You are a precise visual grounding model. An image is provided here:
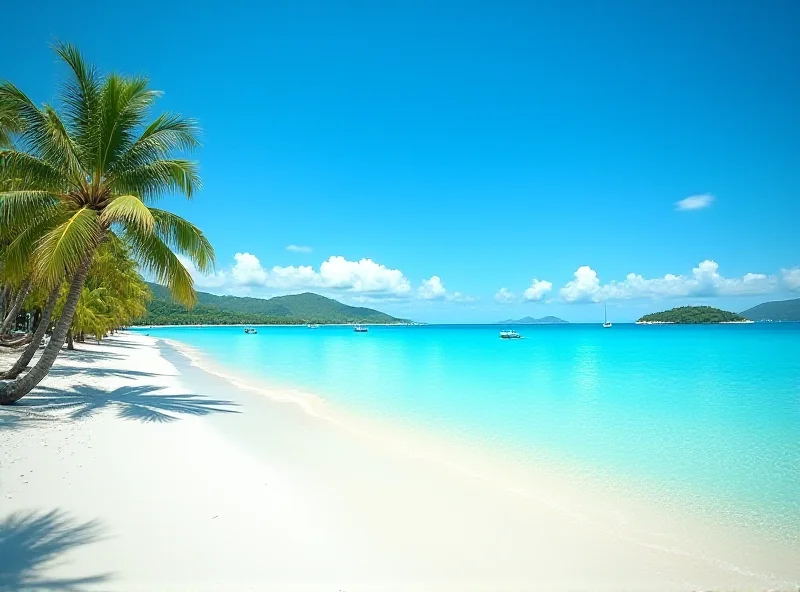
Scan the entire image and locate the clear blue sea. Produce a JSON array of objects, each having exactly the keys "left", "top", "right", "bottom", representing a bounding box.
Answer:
[{"left": 136, "top": 323, "right": 800, "bottom": 538}]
